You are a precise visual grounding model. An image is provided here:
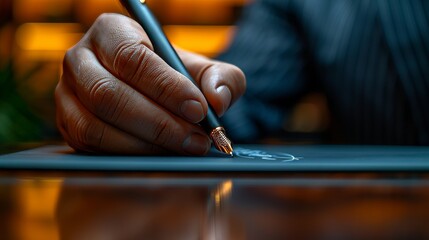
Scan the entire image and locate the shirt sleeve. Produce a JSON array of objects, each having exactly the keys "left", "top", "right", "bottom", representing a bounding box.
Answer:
[{"left": 217, "top": 0, "right": 314, "bottom": 142}]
